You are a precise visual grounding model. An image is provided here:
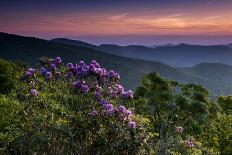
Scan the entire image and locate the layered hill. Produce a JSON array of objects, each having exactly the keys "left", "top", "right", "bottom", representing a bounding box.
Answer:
[
  {"left": 52, "top": 38, "right": 232, "bottom": 67},
  {"left": 1, "top": 32, "right": 232, "bottom": 96}
]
